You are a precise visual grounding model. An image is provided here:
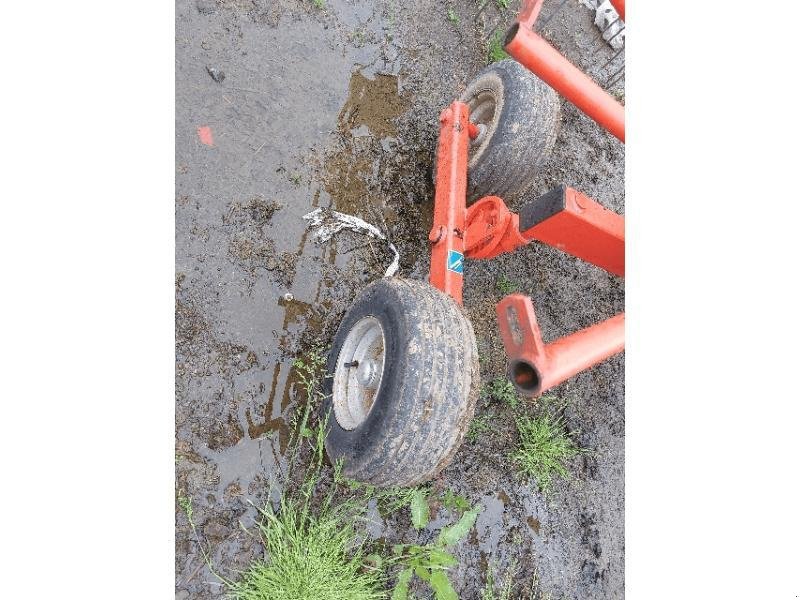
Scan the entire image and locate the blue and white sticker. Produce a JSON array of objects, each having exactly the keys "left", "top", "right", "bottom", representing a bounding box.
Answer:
[{"left": 447, "top": 249, "right": 464, "bottom": 274}]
